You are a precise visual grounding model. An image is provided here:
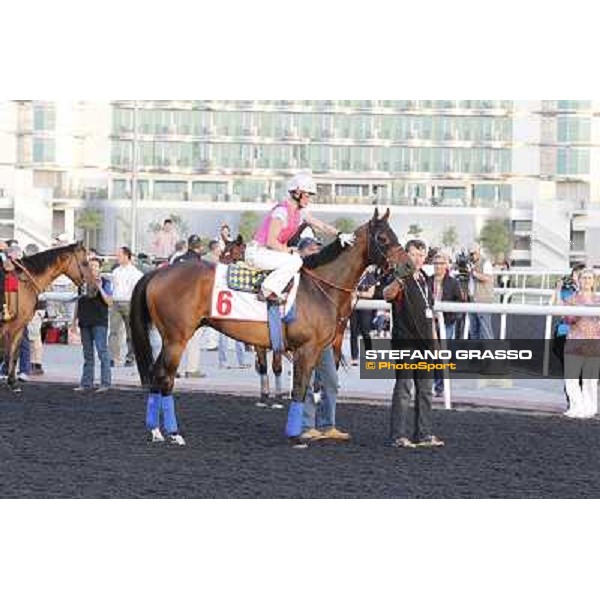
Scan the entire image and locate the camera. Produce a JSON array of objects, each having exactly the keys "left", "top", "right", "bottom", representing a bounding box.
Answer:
[
  {"left": 455, "top": 250, "right": 473, "bottom": 281},
  {"left": 560, "top": 274, "right": 577, "bottom": 293}
]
